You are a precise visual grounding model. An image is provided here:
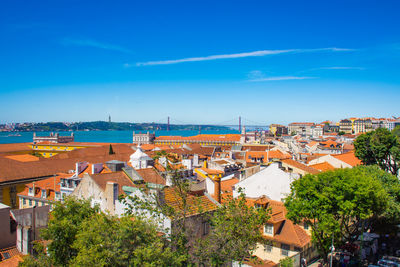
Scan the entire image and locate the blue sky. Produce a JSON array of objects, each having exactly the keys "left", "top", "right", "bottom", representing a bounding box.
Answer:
[{"left": 1, "top": 0, "right": 399, "bottom": 125}]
